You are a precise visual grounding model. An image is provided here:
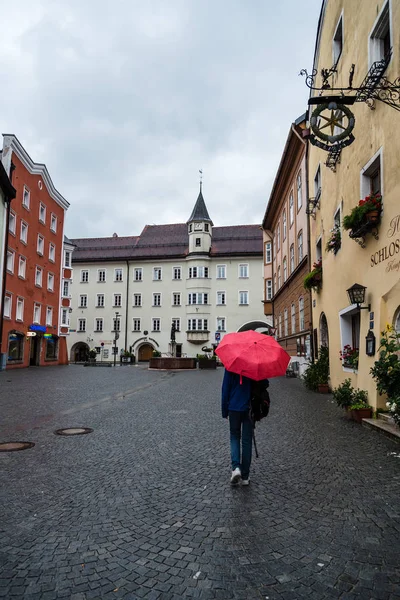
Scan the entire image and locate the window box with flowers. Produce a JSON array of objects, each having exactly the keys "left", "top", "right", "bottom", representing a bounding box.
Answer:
[
  {"left": 343, "top": 193, "right": 382, "bottom": 245},
  {"left": 303, "top": 258, "right": 323, "bottom": 292},
  {"left": 340, "top": 345, "right": 359, "bottom": 370},
  {"left": 325, "top": 226, "right": 341, "bottom": 254}
]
